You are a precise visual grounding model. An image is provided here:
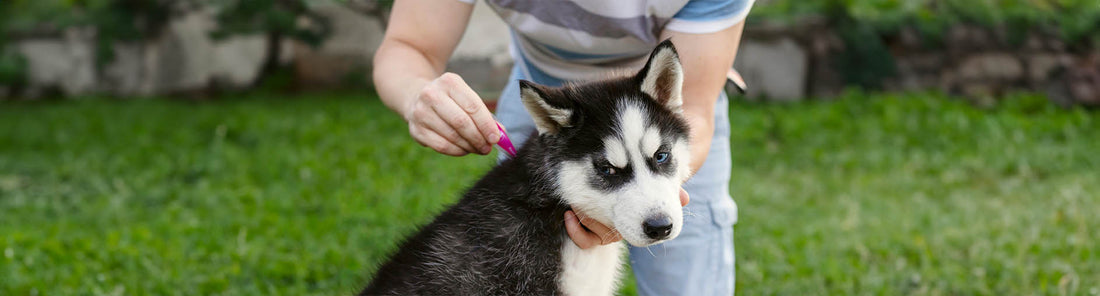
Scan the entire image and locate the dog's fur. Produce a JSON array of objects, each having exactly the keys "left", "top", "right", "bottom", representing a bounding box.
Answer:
[{"left": 360, "top": 40, "right": 693, "bottom": 296}]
